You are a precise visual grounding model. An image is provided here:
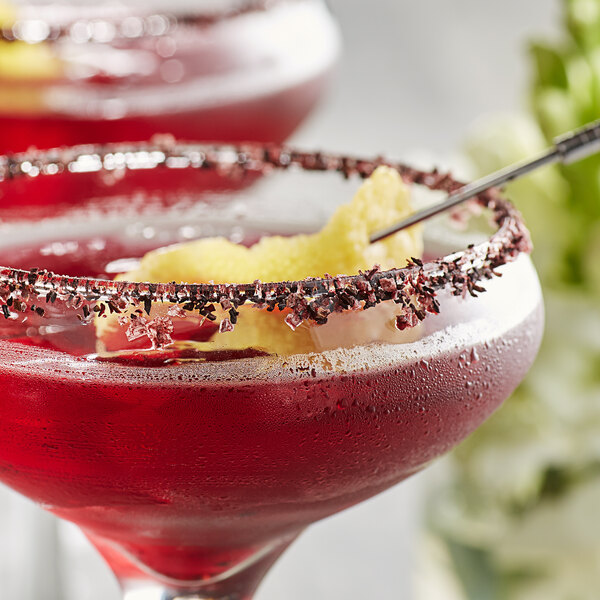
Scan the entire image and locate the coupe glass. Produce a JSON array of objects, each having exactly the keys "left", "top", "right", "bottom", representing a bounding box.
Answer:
[
  {"left": 0, "top": 141, "right": 543, "bottom": 599},
  {"left": 0, "top": 0, "right": 340, "bottom": 152}
]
